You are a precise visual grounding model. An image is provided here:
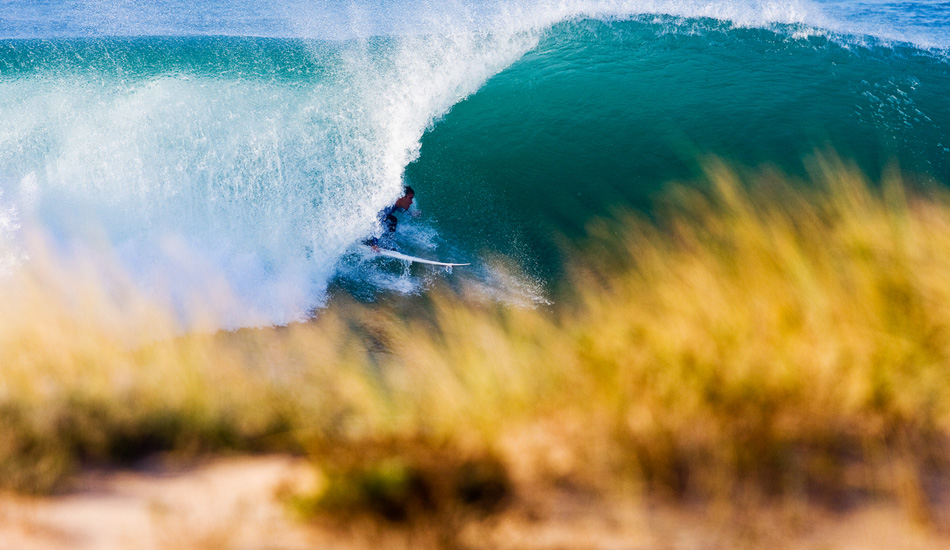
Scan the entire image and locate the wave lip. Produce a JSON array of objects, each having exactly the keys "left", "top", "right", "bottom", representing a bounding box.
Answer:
[{"left": 2, "top": 1, "right": 948, "bottom": 49}]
